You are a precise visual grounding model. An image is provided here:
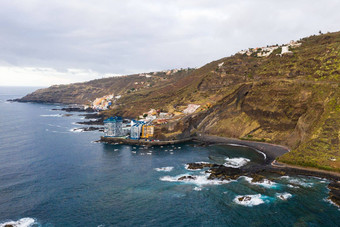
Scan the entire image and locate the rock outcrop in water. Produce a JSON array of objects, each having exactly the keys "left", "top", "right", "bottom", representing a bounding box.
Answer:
[
  {"left": 328, "top": 181, "right": 340, "bottom": 207},
  {"left": 186, "top": 162, "right": 218, "bottom": 170},
  {"left": 208, "top": 165, "right": 244, "bottom": 180},
  {"left": 178, "top": 176, "right": 197, "bottom": 181}
]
